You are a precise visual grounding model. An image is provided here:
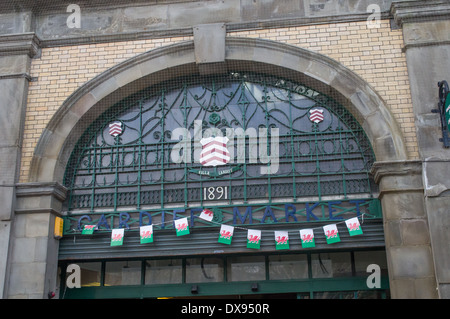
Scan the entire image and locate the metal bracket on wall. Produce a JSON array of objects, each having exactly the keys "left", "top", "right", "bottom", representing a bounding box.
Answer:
[{"left": 432, "top": 81, "right": 450, "bottom": 148}]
